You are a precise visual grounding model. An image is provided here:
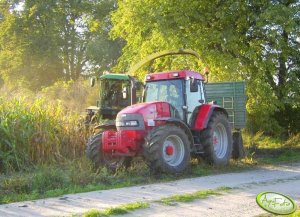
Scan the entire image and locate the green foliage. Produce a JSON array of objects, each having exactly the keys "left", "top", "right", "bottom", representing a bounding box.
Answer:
[
  {"left": 0, "top": 158, "right": 148, "bottom": 204},
  {"left": 0, "top": 159, "right": 108, "bottom": 204},
  {"left": 32, "top": 166, "right": 69, "bottom": 193},
  {"left": 274, "top": 104, "right": 300, "bottom": 136},
  {"left": 285, "top": 133, "right": 300, "bottom": 148},
  {"left": 82, "top": 202, "right": 150, "bottom": 217},
  {"left": 156, "top": 187, "right": 231, "bottom": 206},
  {"left": 0, "top": 0, "right": 122, "bottom": 89},
  {"left": 1, "top": 0, "right": 299, "bottom": 135},
  {"left": 111, "top": 0, "right": 300, "bottom": 135},
  {"left": 243, "top": 132, "right": 300, "bottom": 164},
  {"left": 243, "top": 132, "right": 300, "bottom": 150},
  {"left": 83, "top": 209, "right": 103, "bottom": 217}
]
